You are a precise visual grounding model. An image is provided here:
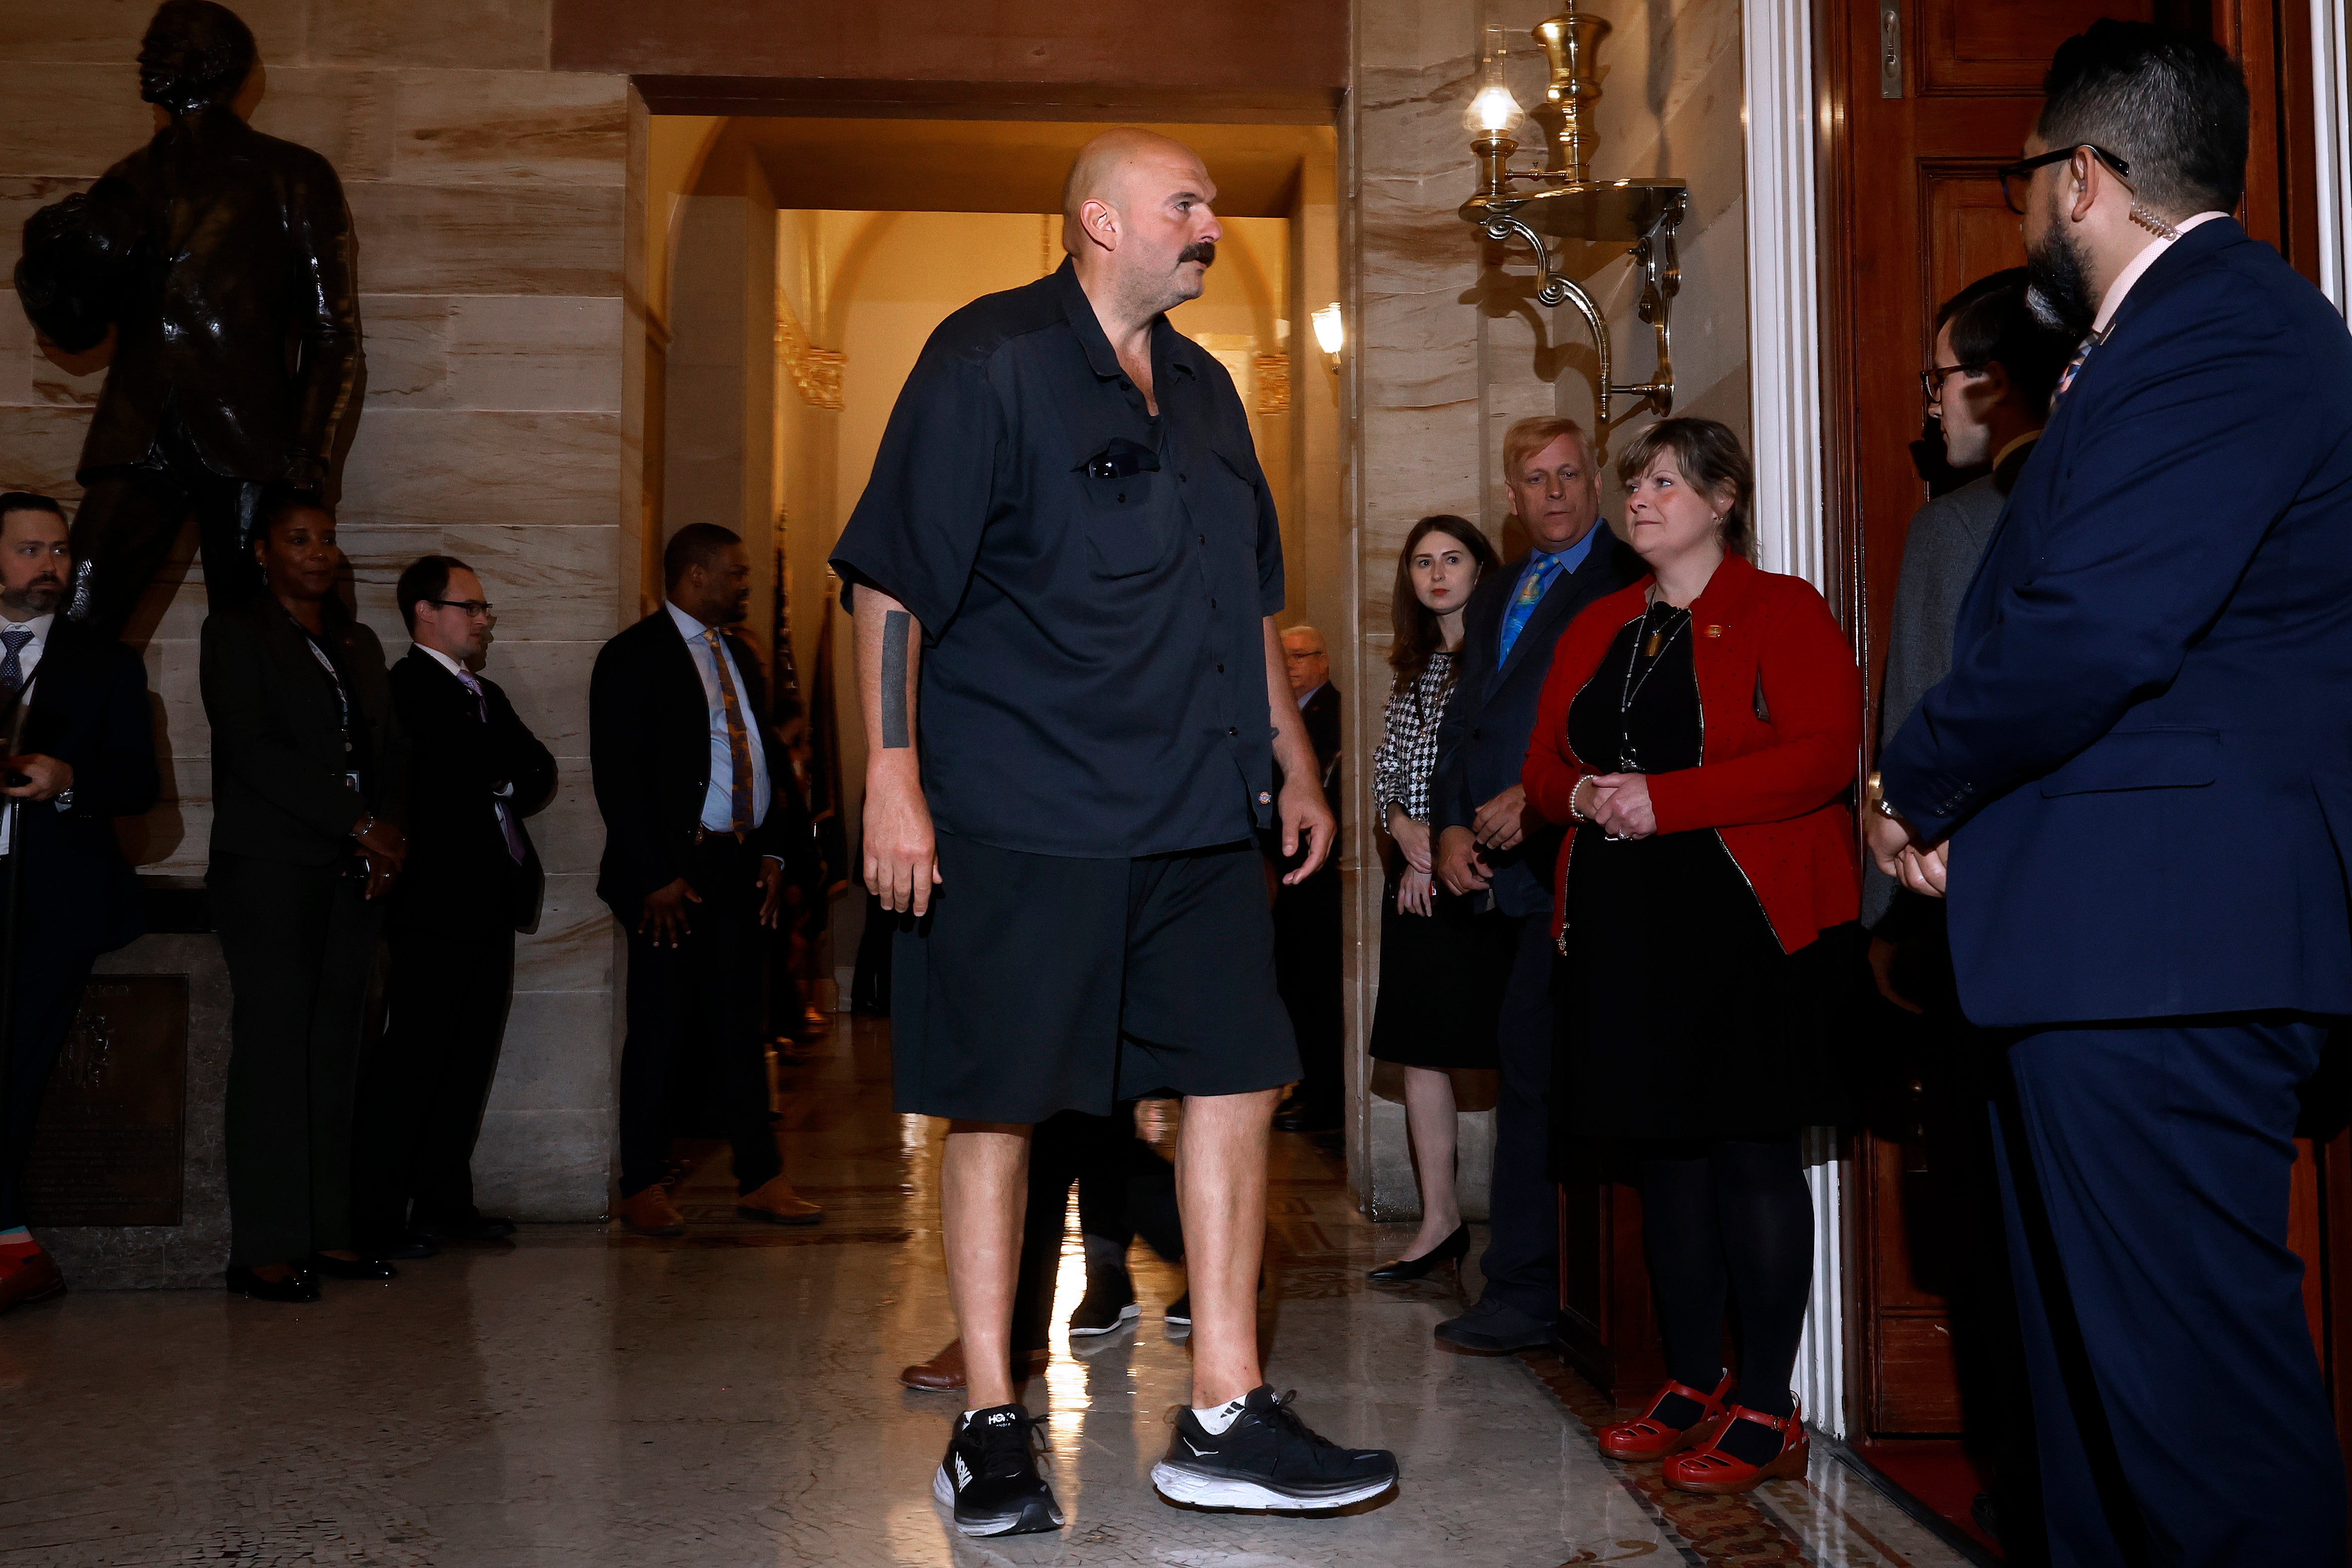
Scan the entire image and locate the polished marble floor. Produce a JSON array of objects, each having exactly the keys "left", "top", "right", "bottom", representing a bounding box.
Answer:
[{"left": 0, "top": 1017, "right": 1977, "bottom": 1567}]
